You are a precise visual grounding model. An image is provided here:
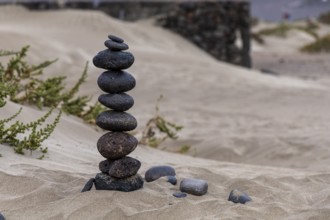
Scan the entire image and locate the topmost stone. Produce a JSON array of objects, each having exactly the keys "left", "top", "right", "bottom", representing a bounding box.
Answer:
[{"left": 108, "top": 35, "right": 124, "bottom": 43}]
